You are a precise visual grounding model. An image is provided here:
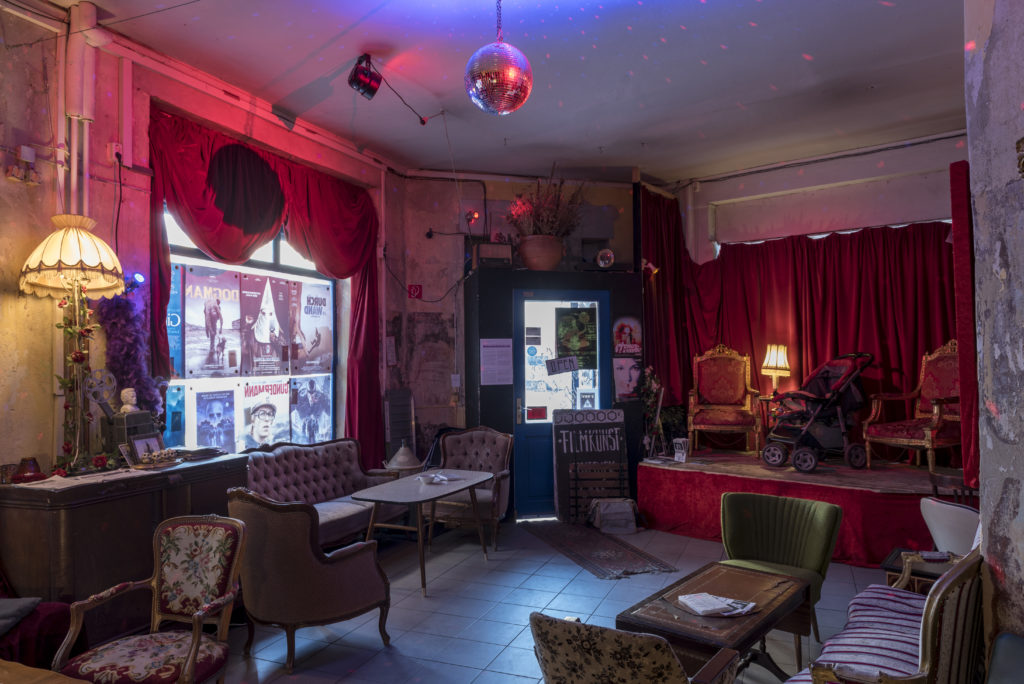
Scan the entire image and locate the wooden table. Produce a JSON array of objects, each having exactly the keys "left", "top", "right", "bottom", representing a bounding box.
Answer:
[
  {"left": 352, "top": 469, "right": 493, "bottom": 596},
  {"left": 616, "top": 562, "right": 808, "bottom": 681}
]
